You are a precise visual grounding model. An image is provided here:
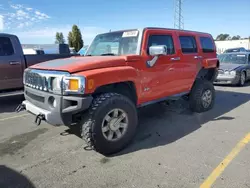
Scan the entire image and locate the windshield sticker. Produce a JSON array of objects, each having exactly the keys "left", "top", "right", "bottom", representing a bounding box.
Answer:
[{"left": 122, "top": 30, "right": 139, "bottom": 38}]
